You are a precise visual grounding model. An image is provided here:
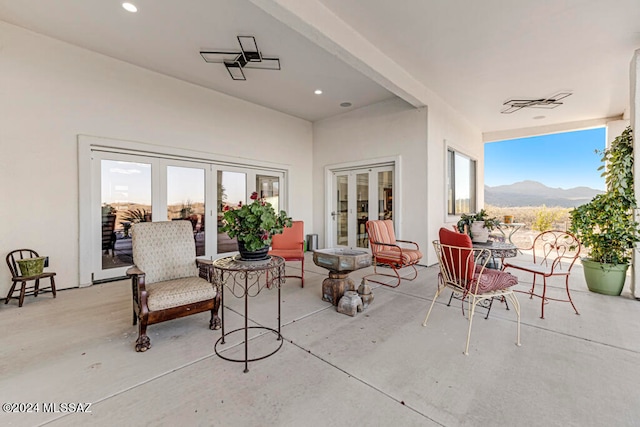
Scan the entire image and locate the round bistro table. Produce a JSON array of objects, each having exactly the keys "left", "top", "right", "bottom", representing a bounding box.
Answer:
[{"left": 212, "top": 255, "right": 285, "bottom": 373}]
